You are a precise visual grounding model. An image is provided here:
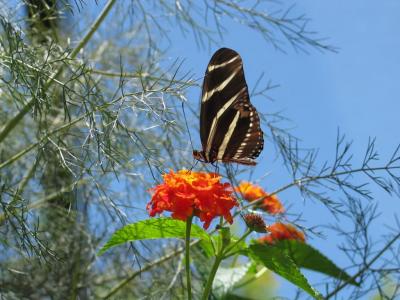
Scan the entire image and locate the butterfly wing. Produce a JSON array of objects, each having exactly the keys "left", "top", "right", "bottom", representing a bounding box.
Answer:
[{"left": 198, "top": 48, "right": 264, "bottom": 165}]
